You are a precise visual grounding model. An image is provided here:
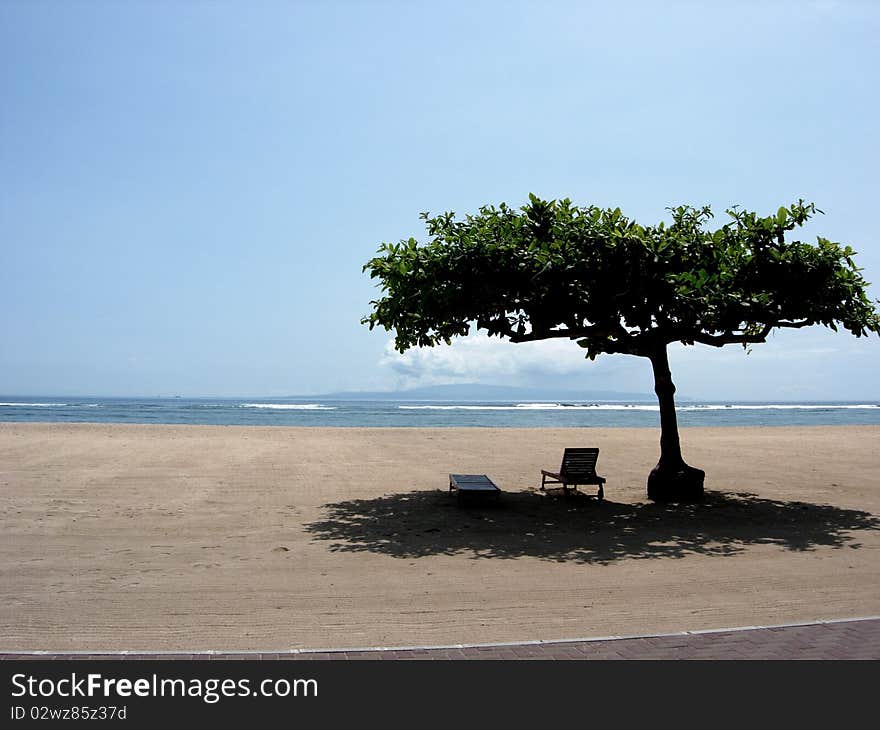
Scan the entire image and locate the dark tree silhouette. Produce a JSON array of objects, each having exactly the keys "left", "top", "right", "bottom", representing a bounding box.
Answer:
[{"left": 363, "top": 196, "right": 879, "bottom": 501}]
